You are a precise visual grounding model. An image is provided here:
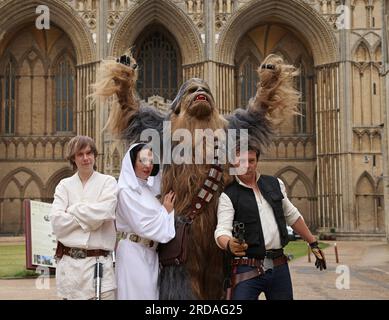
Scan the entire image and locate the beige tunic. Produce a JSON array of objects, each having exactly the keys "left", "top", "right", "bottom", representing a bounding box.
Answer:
[{"left": 50, "top": 171, "right": 118, "bottom": 300}]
